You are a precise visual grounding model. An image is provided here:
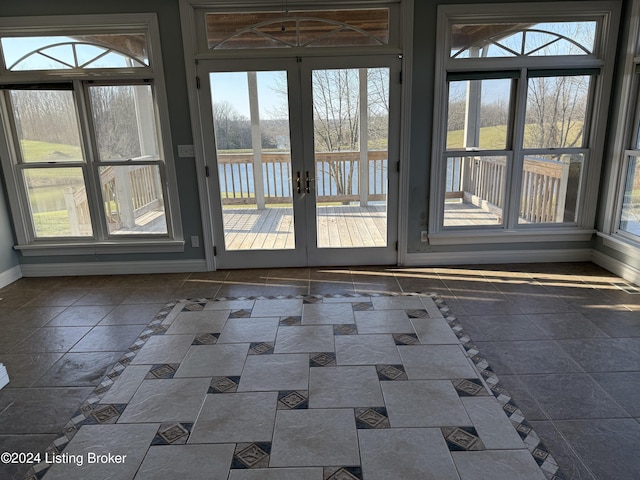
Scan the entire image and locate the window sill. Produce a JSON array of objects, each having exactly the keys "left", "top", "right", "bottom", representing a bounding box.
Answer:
[
  {"left": 427, "top": 228, "right": 596, "bottom": 245},
  {"left": 14, "top": 239, "right": 185, "bottom": 256}
]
